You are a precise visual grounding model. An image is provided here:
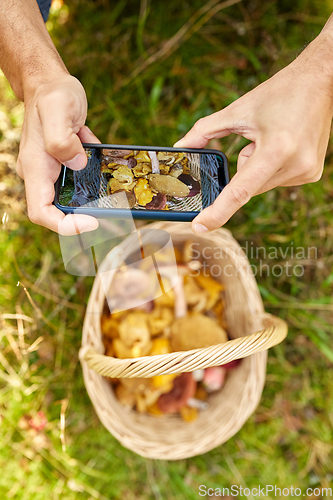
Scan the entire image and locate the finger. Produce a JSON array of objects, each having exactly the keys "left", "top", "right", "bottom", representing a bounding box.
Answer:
[
  {"left": 174, "top": 105, "right": 244, "bottom": 149},
  {"left": 191, "top": 147, "right": 279, "bottom": 233},
  {"left": 24, "top": 152, "right": 99, "bottom": 234},
  {"left": 237, "top": 142, "right": 256, "bottom": 170},
  {"left": 78, "top": 125, "right": 101, "bottom": 144},
  {"left": 38, "top": 97, "right": 87, "bottom": 171}
]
